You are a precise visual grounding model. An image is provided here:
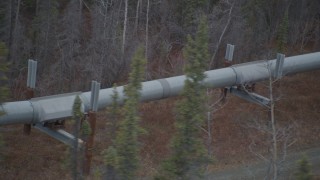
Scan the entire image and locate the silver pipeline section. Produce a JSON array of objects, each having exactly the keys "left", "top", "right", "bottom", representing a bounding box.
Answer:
[{"left": 0, "top": 52, "right": 319, "bottom": 125}]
